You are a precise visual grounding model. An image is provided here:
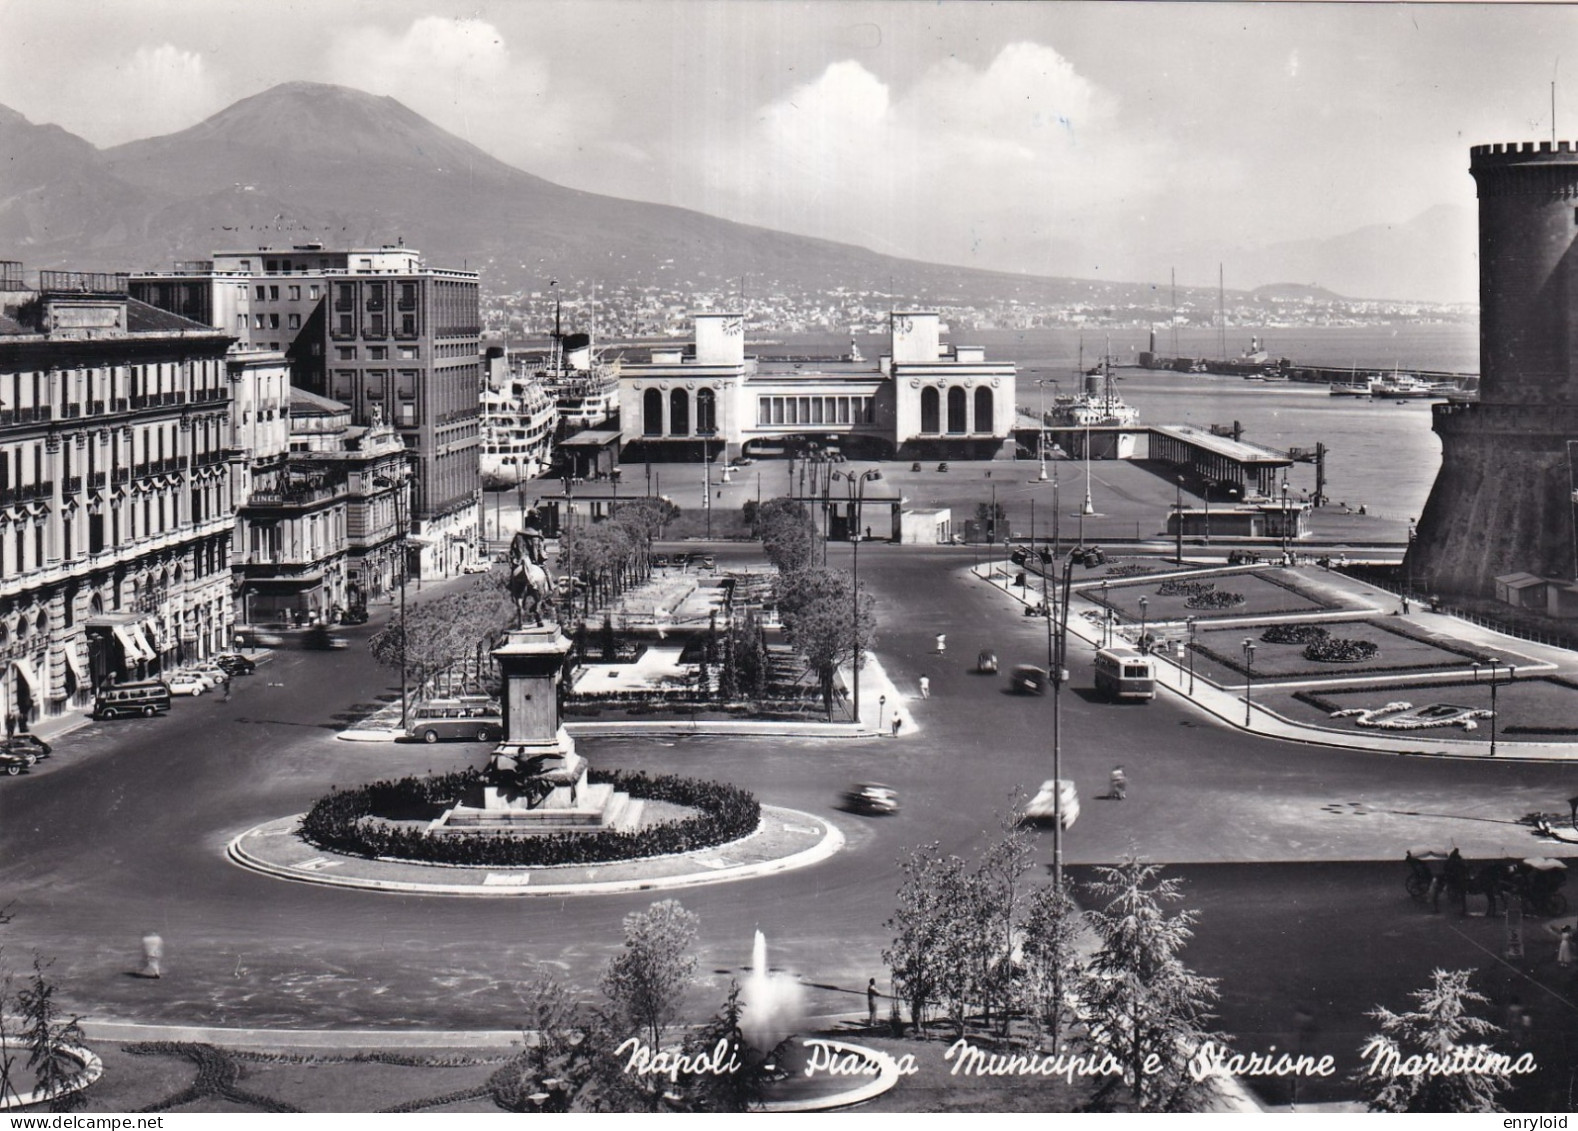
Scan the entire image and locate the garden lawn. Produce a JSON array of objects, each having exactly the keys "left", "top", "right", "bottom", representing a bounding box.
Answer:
[
  {"left": 1089, "top": 568, "right": 1340, "bottom": 627},
  {"left": 1275, "top": 675, "right": 1578, "bottom": 739},
  {"left": 1189, "top": 619, "right": 1485, "bottom": 682}
]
